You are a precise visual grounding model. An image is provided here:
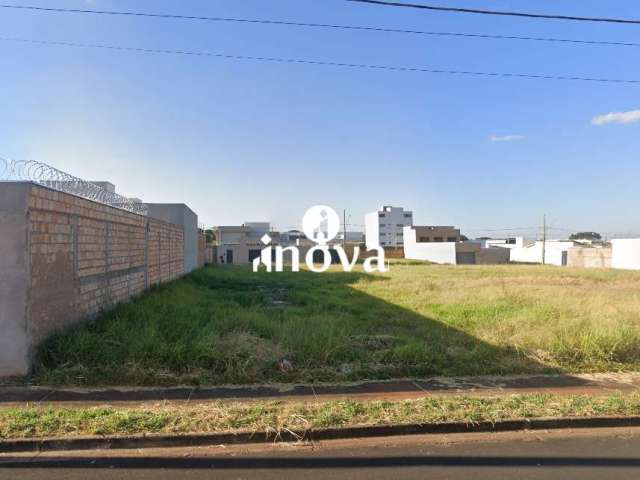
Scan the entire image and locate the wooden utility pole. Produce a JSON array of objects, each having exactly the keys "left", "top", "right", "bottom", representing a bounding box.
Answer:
[{"left": 542, "top": 214, "right": 547, "bottom": 265}]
